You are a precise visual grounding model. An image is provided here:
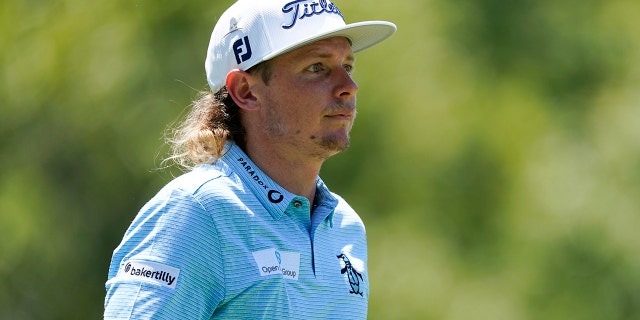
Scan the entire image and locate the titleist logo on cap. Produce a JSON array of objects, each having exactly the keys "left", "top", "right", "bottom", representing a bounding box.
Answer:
[
  {"left": 281, "top": 0, "right": 344, "bottom": 29},
  {"left": 205, "top": 0, "right": 396, "bottom": 92}
]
